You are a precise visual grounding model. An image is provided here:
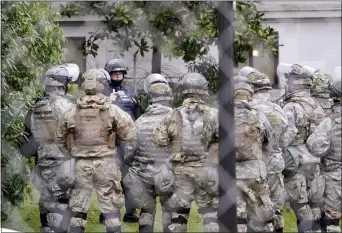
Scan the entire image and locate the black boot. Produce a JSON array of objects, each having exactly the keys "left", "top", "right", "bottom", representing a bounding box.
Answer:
[{"left": 274, "top": 228, "right": 283, "bottom": 232}]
